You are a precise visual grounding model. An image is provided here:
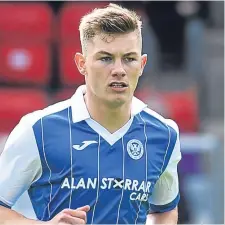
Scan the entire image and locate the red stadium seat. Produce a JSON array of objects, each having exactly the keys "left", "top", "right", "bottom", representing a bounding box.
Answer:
[
  {"left": 0, "top": 88, "right": 47, "bottom": 132},
  {"left": 59, "top": 43, "right": 84, "bottom": 87},
  {"left": 0, "top": 42, "right": 51, "bottom": 85},
  {"left": 0, "top": 3, "right": 54, "bottom": 41},
  {"left": 162, "top": 89, "right": 199, "bottom": 132},
  {"left": 59, "top": 2, "right": 108, "bottom": 42},
  {"left": 0, "top": 3, "right": 54, "bottom": 86}
]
